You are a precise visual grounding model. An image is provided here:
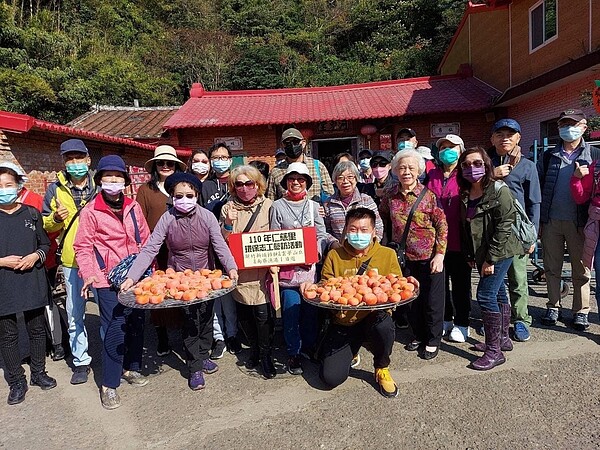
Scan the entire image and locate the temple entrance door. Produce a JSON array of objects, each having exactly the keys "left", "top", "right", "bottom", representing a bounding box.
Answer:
[{"left": 311, "top": 137, "right": 358, "bottom": 174}]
